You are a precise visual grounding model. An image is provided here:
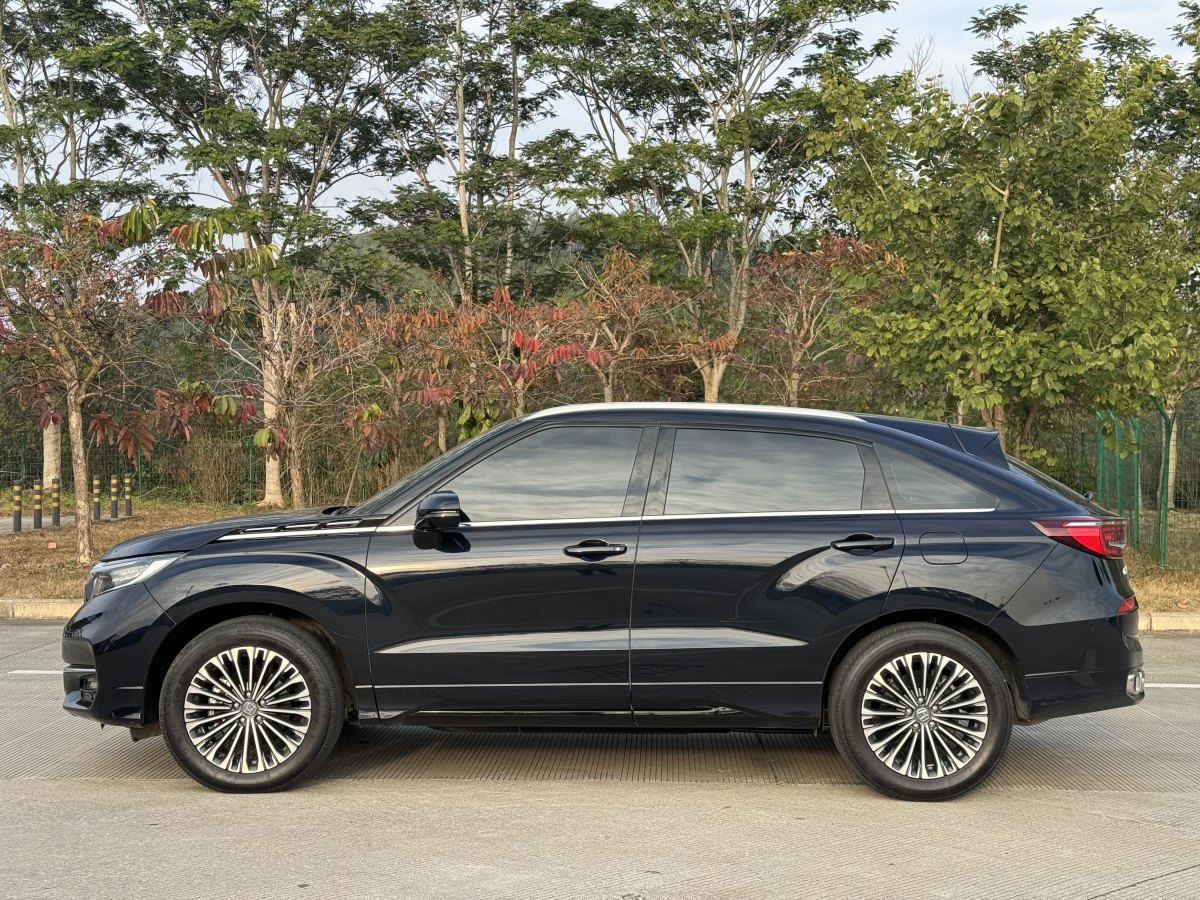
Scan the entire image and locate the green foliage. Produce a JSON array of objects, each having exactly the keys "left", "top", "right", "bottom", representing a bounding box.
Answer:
[{"left": 814, "top": 7, "right": 1193, "bottom": 447}]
